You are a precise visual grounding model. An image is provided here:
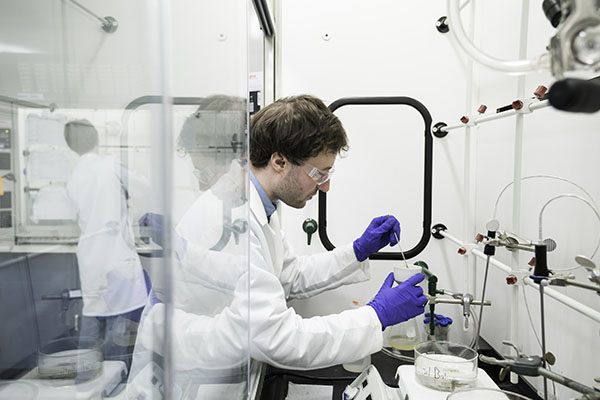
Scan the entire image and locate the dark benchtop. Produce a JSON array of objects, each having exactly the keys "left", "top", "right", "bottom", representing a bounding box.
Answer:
[{"left": 258, "top": 341, "right": 543, "bottom": 400}]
